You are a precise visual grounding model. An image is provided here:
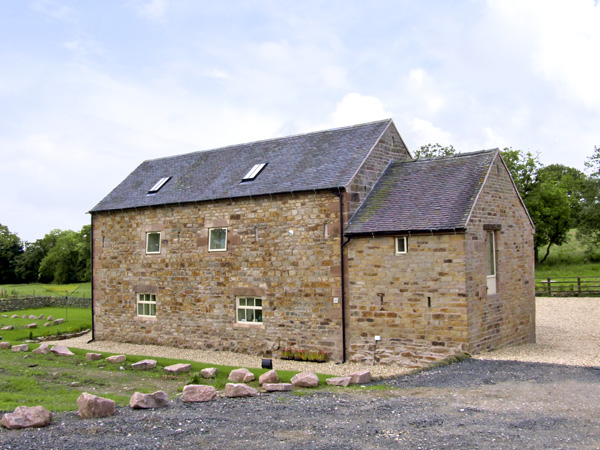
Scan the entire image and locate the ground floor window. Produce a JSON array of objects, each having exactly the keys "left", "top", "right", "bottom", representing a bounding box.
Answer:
[
  {"left": 236, "top": 297, "right": 262, "bottom": 323},
  {"left": 137, "top": 293, "right": 156, "bottom": 317}
]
